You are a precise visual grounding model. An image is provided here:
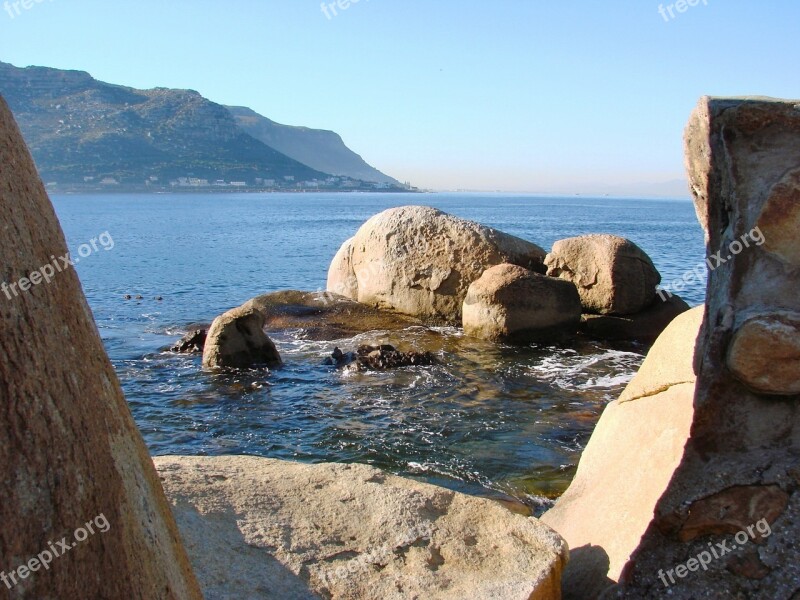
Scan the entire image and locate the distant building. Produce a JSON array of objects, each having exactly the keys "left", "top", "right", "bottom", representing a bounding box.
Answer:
[
  {"left": 229, "top": 181, "right": 247, "bottom": 187},
  {"left": 100, "top": 177, "right": 119, "bottom": 185}
]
